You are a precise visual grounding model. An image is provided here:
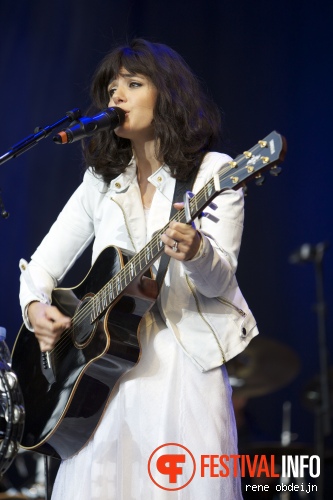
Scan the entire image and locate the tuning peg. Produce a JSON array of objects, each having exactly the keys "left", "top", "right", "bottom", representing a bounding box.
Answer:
[
  {"left": 270, "top": 165, "right": 282, "bottom": 176},
  {"left": 255, "top": 174, "right": 265, "bottom": 186},
  {"left": 241, "top": 184, "right": 248, "bottom": 196}
]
